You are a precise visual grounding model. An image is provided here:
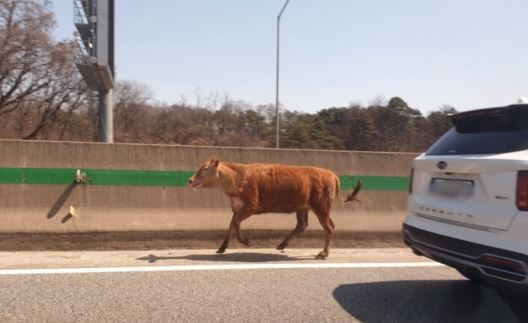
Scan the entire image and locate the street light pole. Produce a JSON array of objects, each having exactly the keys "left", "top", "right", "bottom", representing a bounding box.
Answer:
[{"left": 275, "top": 0, "right": 290, "bottom": 149}]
